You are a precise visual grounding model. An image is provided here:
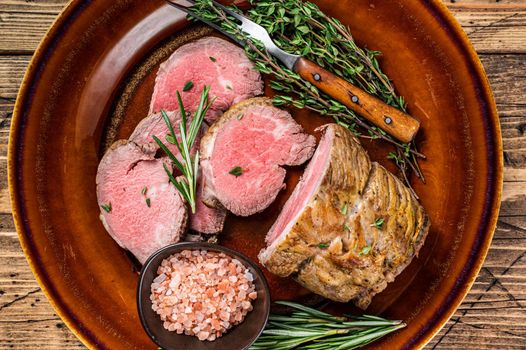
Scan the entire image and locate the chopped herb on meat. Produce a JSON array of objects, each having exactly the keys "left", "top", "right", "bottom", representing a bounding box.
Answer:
[
  {"left": 359, "top": 245, "right": 372, "bottom": 256},
  {"left": 183, "top": 81, "right": 194, "bottom": 91},
  {"left": 371, "top": 217, "right": 385, "bottom": 229},
  {"left": 229, "top": 166, "right": 244, "bottom": 177},
  {"left": 101, "top": 203, "right": 112, "bottom": 213}
]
